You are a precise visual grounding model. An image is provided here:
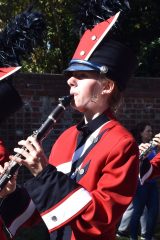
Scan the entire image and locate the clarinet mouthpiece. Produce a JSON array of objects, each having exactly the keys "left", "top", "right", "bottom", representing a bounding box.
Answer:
[{"left": 58, "top": 95, "right": 73, "bottom": 107}]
